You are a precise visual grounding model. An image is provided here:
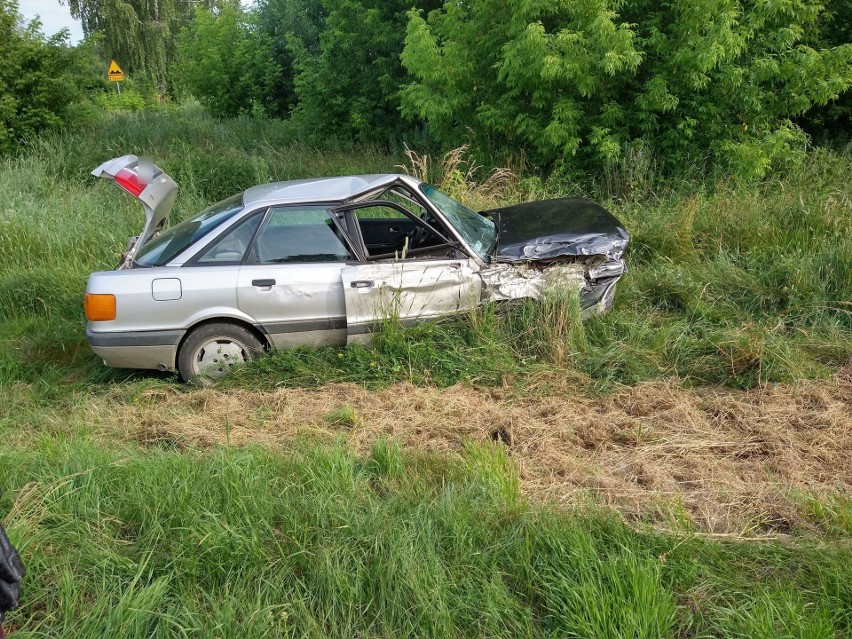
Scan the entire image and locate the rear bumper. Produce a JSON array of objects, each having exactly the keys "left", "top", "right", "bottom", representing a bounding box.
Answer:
[{"left": 86, "top": 328, "right": 184, "bottom": 371}]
